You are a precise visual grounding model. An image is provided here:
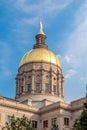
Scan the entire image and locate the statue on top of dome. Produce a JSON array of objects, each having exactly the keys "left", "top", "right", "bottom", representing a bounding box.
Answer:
[{"left": 40, "top": 21, "right": 43, "bottom": 33}]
